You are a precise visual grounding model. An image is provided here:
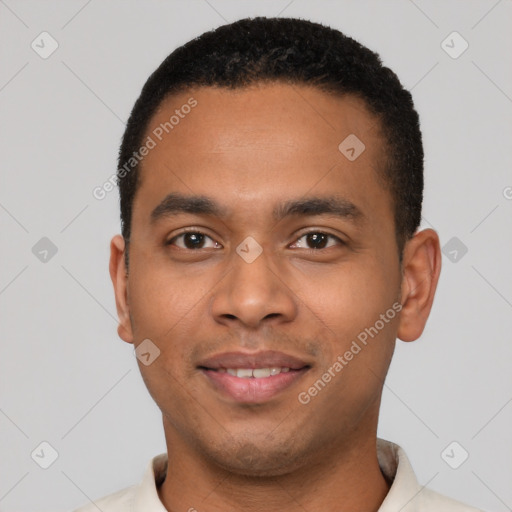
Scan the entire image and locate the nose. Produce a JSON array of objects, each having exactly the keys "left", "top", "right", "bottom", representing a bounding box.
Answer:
[{"left": 210, "top": 246, "right": 298, "bottom": 330}]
